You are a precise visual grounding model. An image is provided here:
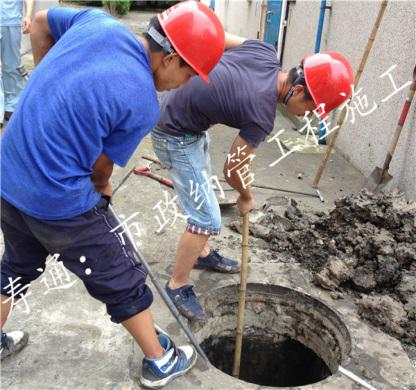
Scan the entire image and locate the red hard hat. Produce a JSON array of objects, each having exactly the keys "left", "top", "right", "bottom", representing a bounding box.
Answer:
[
  {"left": 304, "top": 52, "right": 354, "bottom": 118},
  {"left": 158, "top": 1, "right": 225, "bottom": 83}
]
